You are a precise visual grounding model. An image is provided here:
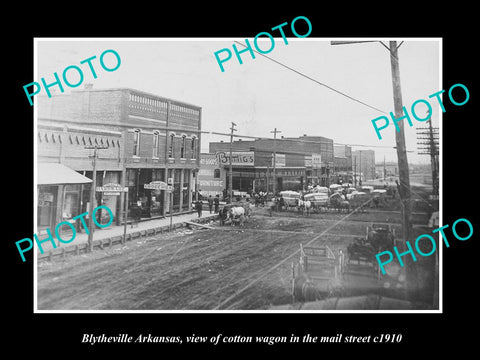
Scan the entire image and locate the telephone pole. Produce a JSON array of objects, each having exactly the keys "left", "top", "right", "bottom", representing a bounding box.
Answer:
[
  {"left": 228, "top": 122, "right": 237, "bottom": 203},
  {"left": 85, "top": 145, "right": 109, "bottom": 251},
  {"left": 270, "top": 128, "right": 281, "bottom": 196},
  {"left": 416, "top": 110, "right": 439, "bottom": 196},
  {"left": 331, "top": 40, "right": 418, "bottom": 300},
  {"left": 389, "top": 41, "right": 418, "bottom": 300}
]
